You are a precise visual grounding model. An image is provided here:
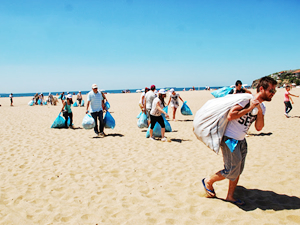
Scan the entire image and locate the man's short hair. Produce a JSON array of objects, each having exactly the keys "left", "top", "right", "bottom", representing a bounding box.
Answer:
[
  {"left": 285, "top": 85, "right": 290, "bottom": 89},
  {"left": 256, "top": 76, "right": 277, "bottom": 93},
  {"left": 235, "top": 80, "right": 242, "bottom": 86}
]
